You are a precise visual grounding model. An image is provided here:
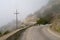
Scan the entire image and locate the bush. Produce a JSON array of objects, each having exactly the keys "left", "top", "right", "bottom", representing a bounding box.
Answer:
[
  {"left": 0, "top": 32, "right": 2, "bottom": 37},
  {"left": 3, "top": 31, "right": 10, "bottom": 35},
  {"left": 0, "top": 31, "right": 10, "bottom": 37},
  {"left": 36, "top": 18, "right": 49, "bottom": 25}
]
